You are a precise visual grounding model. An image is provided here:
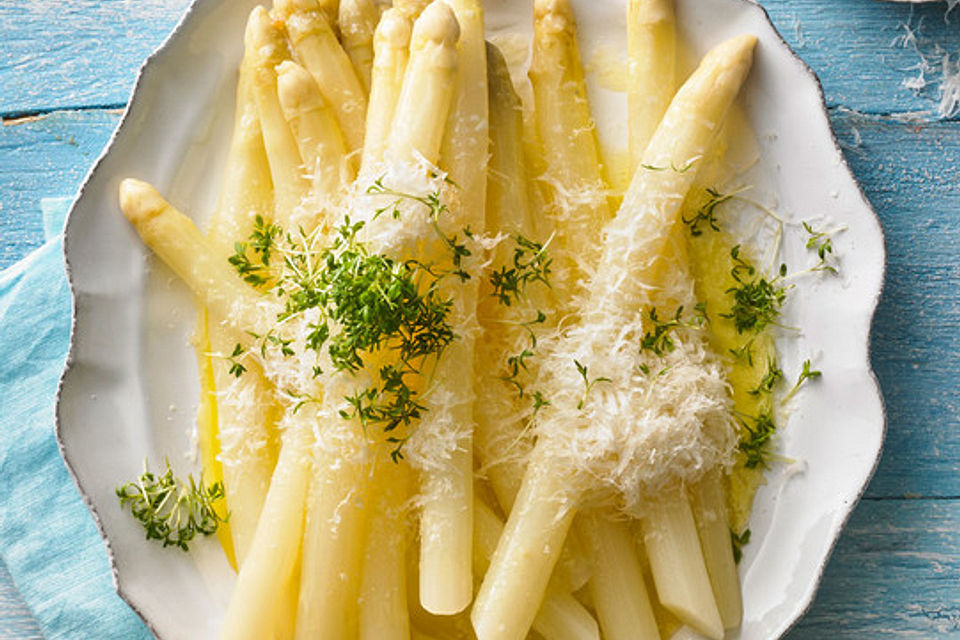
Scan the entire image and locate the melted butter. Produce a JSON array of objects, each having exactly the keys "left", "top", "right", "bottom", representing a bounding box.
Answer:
[
  {"left": 680, "top": 75, "right": 771, "bottom": 535},
  {"left": 193, "top": 308, "right": 237, "bottom": 570},
  {"left": 687, "top": 228, "right": 774, "bottom": 533}
]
